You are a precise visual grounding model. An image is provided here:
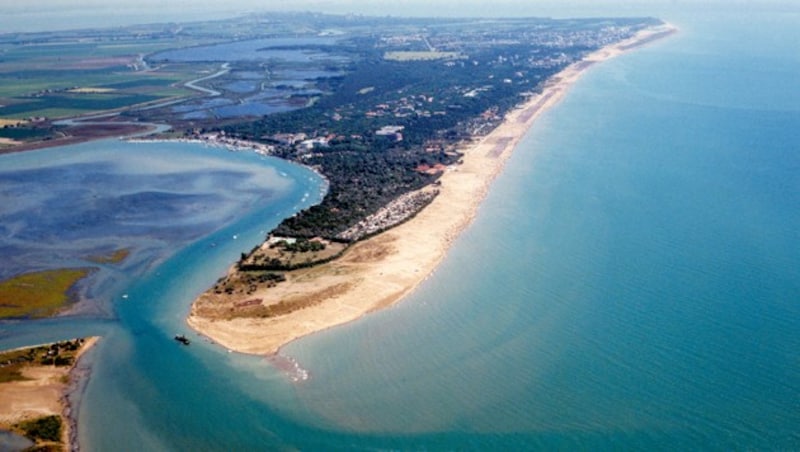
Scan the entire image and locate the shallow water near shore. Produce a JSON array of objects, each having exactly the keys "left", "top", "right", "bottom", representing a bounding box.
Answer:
[
  {"left": 2, "top": 6, "right": 799, "bottom": 450},
  {"left": 273, "top": 8, "right": 800, "bottom": 449}
]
